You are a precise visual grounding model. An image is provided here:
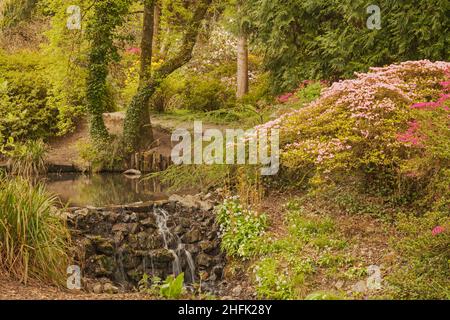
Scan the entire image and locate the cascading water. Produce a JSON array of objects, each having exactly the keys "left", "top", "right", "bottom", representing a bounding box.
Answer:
[{"left": 153, "top": 207, "right": 196, "bottom": 283}]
